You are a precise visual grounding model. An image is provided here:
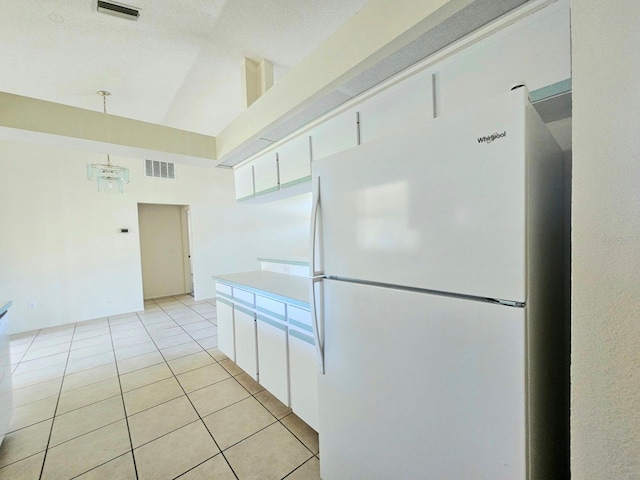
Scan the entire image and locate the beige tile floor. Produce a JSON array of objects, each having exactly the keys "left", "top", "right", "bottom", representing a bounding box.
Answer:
[{"left": 0, "top": 295, "right": 320, "bottom": 480}]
